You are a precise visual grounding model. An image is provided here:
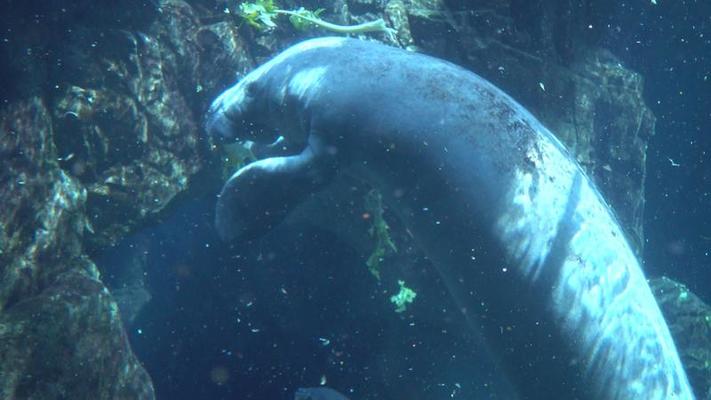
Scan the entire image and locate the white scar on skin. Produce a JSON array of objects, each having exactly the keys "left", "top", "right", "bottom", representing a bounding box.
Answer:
[
  {"left": 494, "top": 126, "right": 687, "bottom": 399},
  {"left": 287, "top": 67, "right": 329, "bottom": 103},
  {"left": 211, "top": 37, "right": 345, "bottom": 114}
]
